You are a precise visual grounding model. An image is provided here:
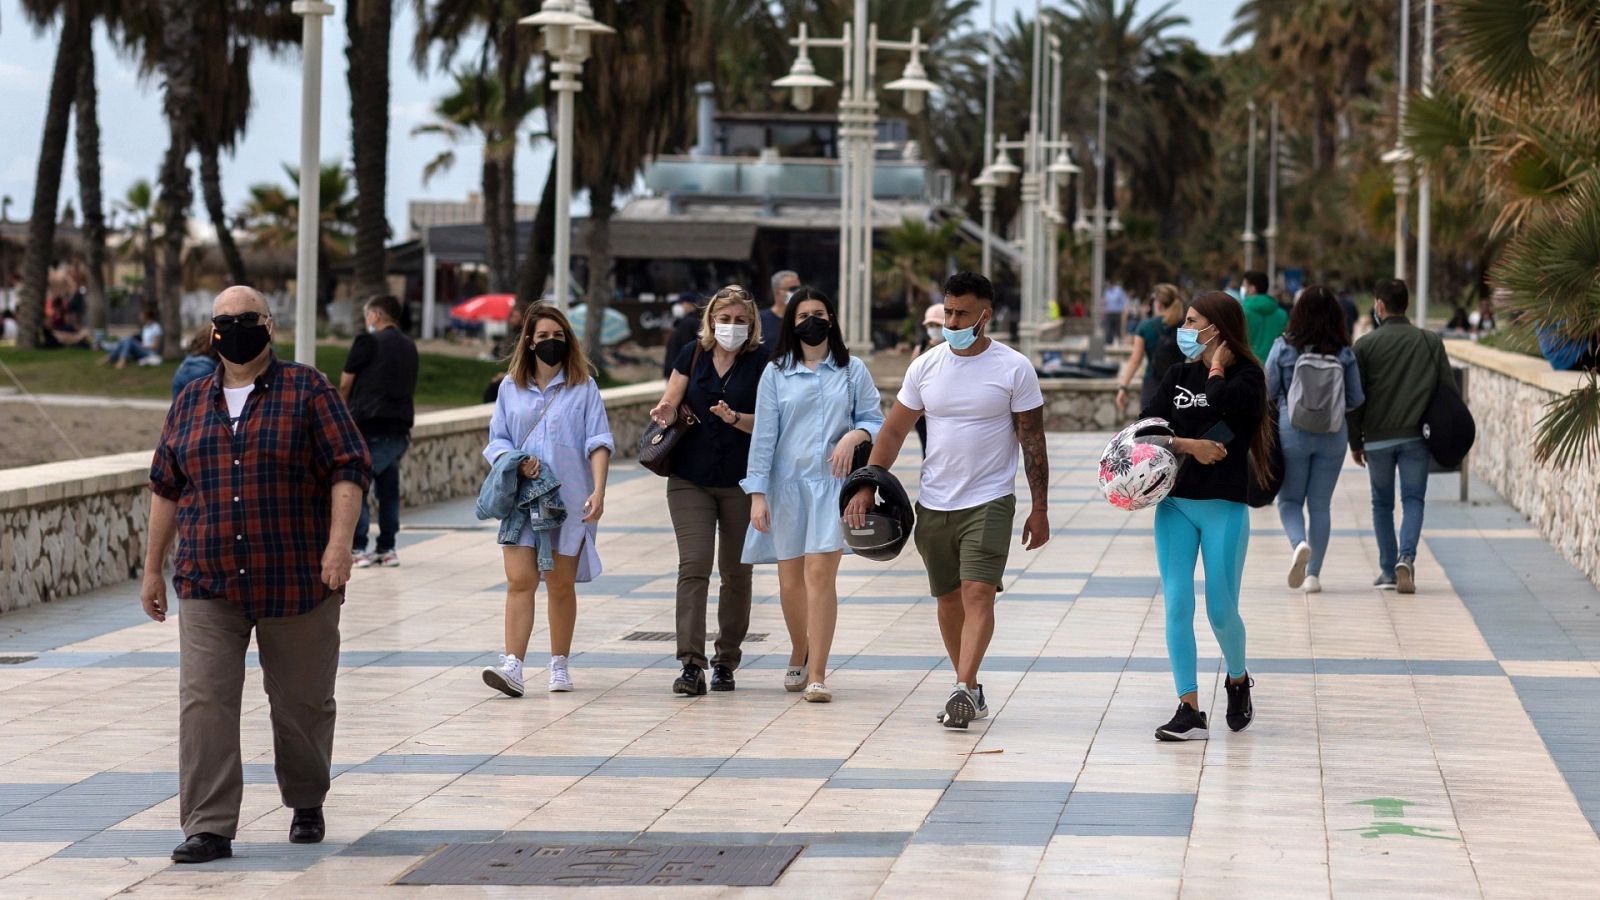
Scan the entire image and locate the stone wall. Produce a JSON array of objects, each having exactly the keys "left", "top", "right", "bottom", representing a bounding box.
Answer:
[
  {"left": 1447, "top": 341, "right": 1600, "bottom": 587},
  {"left": 873, "top": 376, "right": 1124, "bottom": 432},
  {"left": 0, "top": 382, "right": 667, "bottom": 615}
]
